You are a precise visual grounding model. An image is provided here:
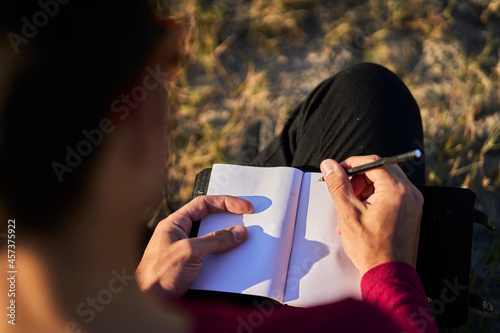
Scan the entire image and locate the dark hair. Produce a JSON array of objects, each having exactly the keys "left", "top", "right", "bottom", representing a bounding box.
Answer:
[{"left": 0, "top": 0, "right": 161, "bottom": 229}]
